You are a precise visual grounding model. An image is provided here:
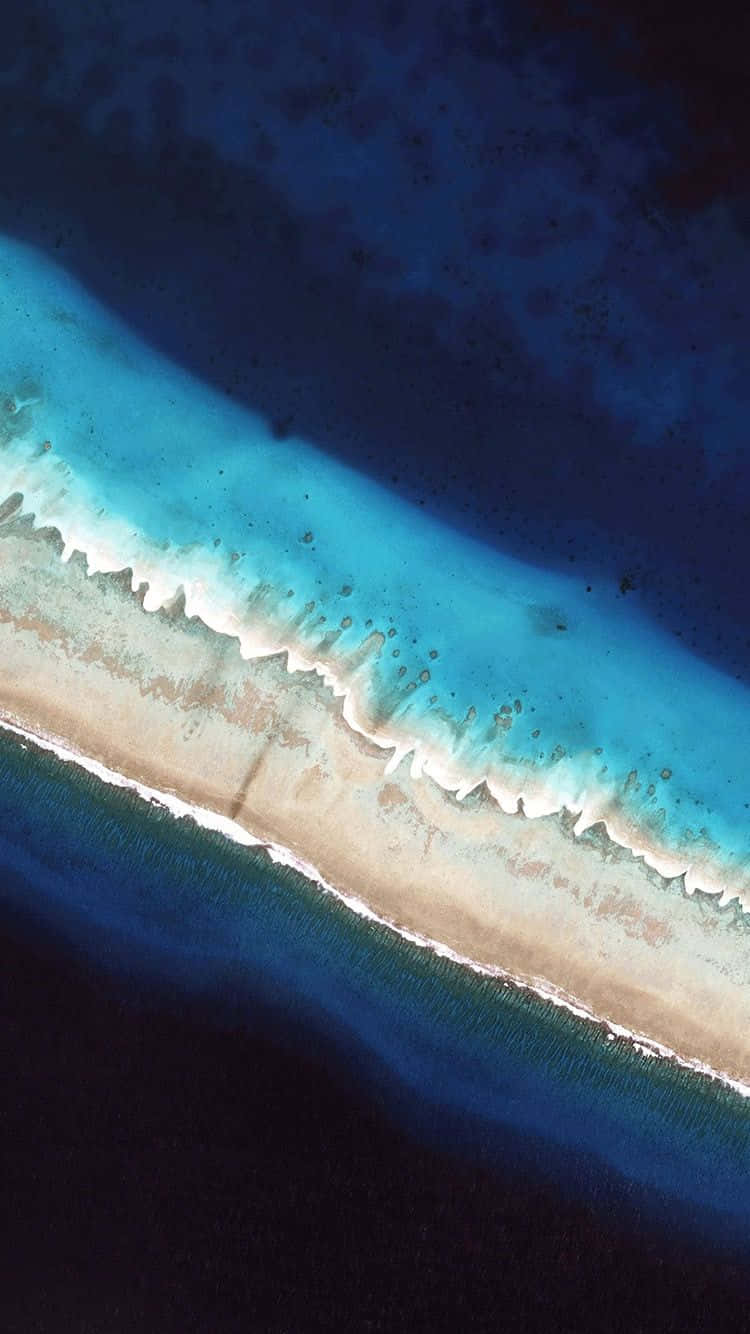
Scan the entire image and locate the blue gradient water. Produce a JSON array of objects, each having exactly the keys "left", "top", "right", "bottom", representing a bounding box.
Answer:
[{"left": 1, "top": 725, "right": 748, "bottom": 1251}]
